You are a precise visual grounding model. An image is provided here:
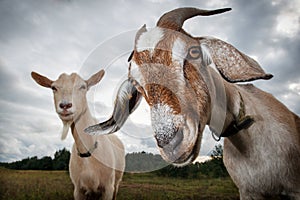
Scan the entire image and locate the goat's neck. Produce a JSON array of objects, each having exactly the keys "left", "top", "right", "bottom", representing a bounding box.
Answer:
[
  {"left": 70, "top": 108, "right": 96, "bottom": 155},
  {"left": 207, "top": 69, "right": 243, "bottom": 135},
  {"left": 222, "top": 82, "right": 254, "bottom": 154},
  {"left": 223, "top": 82, "right": 245, "bottom": 129}
]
